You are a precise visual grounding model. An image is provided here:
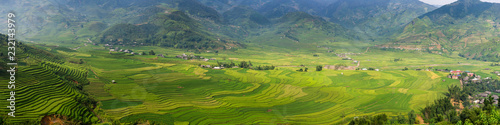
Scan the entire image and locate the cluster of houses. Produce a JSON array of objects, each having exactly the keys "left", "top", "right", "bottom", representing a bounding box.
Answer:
[
  {"left": 109, "top": 47, "right": 137, "bottom": 55},
  {"left": 199, "top": 65, "right": 224, "bottom": 70},
  {"left": 104, "top": 42, "right": 145, "bottom": 47},
  {"left": 495, "top": 71, "right": 500, "bottom": 76},
  {"left": 472, "top": 91, "right": 499, "bottom": 106},
  {"left": 176, "top": 53, "right": 216, "bottom": 61},
  {"left": 446, "top": 70, "right": 483, "bottom": 83}
]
